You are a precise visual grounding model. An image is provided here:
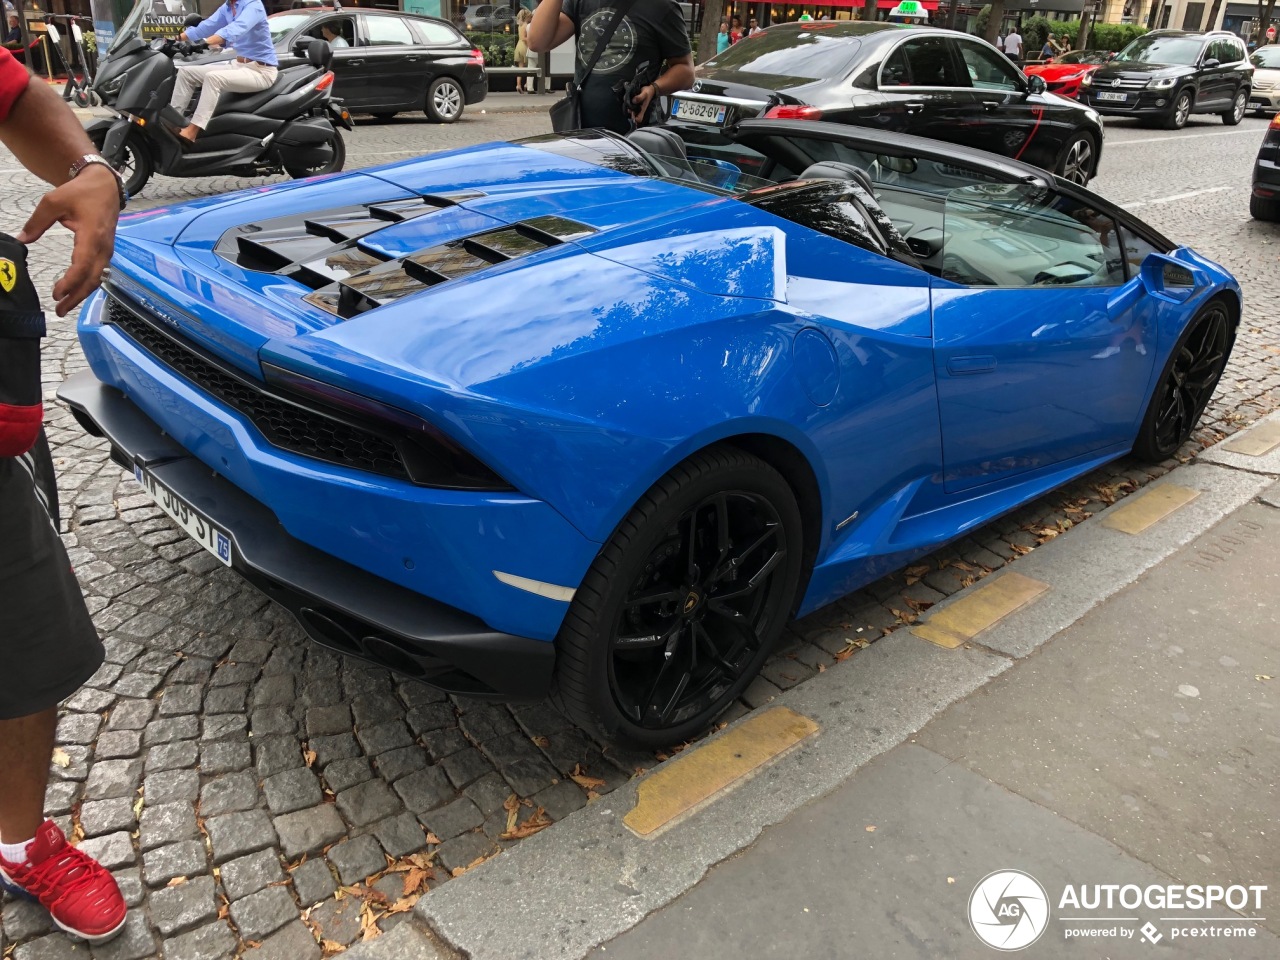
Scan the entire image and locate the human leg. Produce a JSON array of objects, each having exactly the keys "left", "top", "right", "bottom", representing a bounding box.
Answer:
[
  {"left": 0, "top": 709, "right": 56, "bottom": 845},
  {"left": 187, "top": 60, "right": 277, "bottom": 133}
]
